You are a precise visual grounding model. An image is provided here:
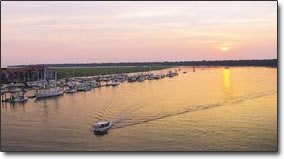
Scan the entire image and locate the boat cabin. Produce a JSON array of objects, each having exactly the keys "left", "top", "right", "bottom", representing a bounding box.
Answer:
[{"left": 94, "top": 122, "right": 111, "bottom": 129}]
